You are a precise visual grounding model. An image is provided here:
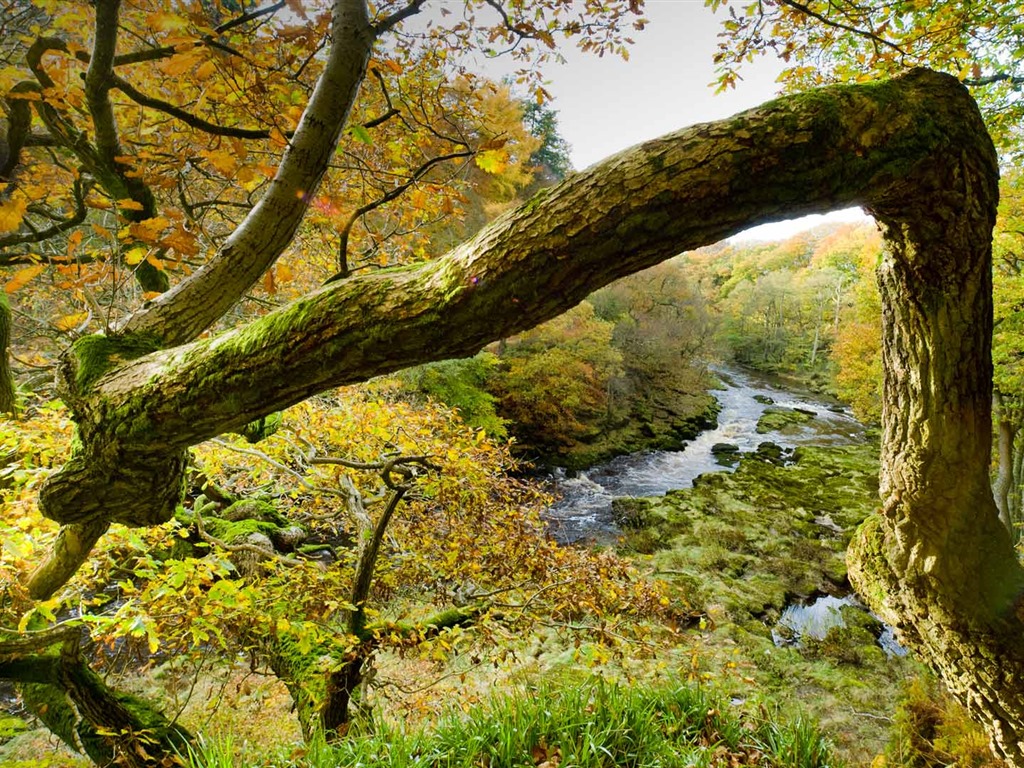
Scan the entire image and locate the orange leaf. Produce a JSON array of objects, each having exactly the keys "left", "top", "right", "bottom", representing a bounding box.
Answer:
[
  {"left": 66, "top": 230, "right": 84, "bottom": 257},
  {"left": 130, "top": 216, "right": 170, "bottom": 244},
  {"left": 195, "top": 59, "right": 217, "bottom": 80},
  {"left": 0, "top": 197, "right": 28, "bottom": 233},
  {"left": 5, "top": 265, "right": 44, "bottom": 293},
  {"left": 263, "top": 269, "right": 277, "bottom": 295},
  {"left": 160, "top": 226, "right": 199, "bottom": 257},
  {"left": 162, "top": 49, "right": 201, "bottom": 77},
  {"left": 117, "top": 198, "right": 144, "bottom": 211},
  {"left": 202, "top": 149, "right": 237, "bottom": 176}
]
